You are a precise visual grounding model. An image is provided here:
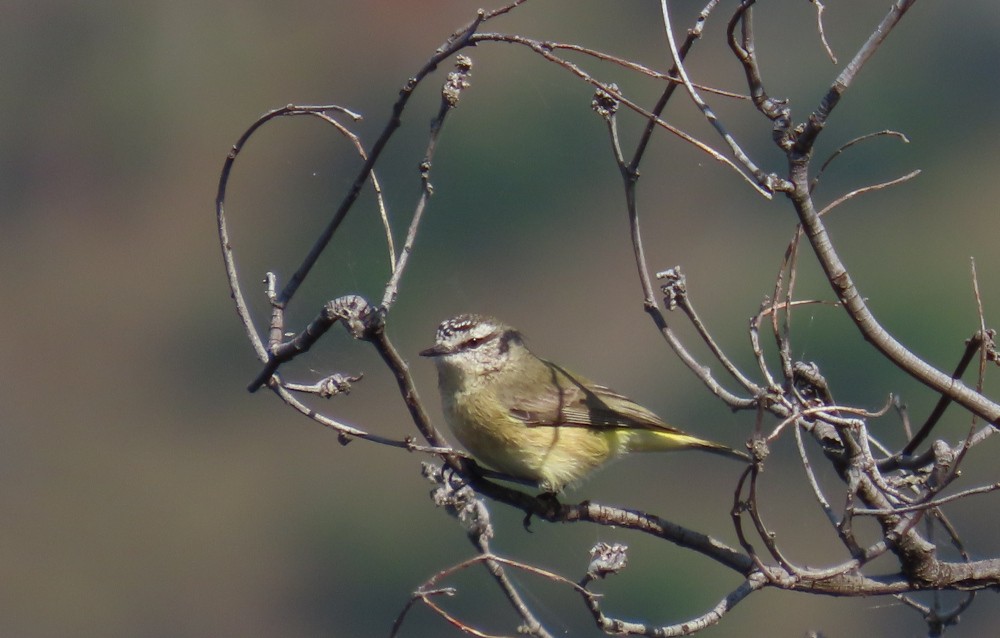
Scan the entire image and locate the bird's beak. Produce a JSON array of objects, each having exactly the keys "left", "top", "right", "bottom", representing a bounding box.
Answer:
[{"left": 419, "top": 344, "right": 447, "bottom": 357}]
